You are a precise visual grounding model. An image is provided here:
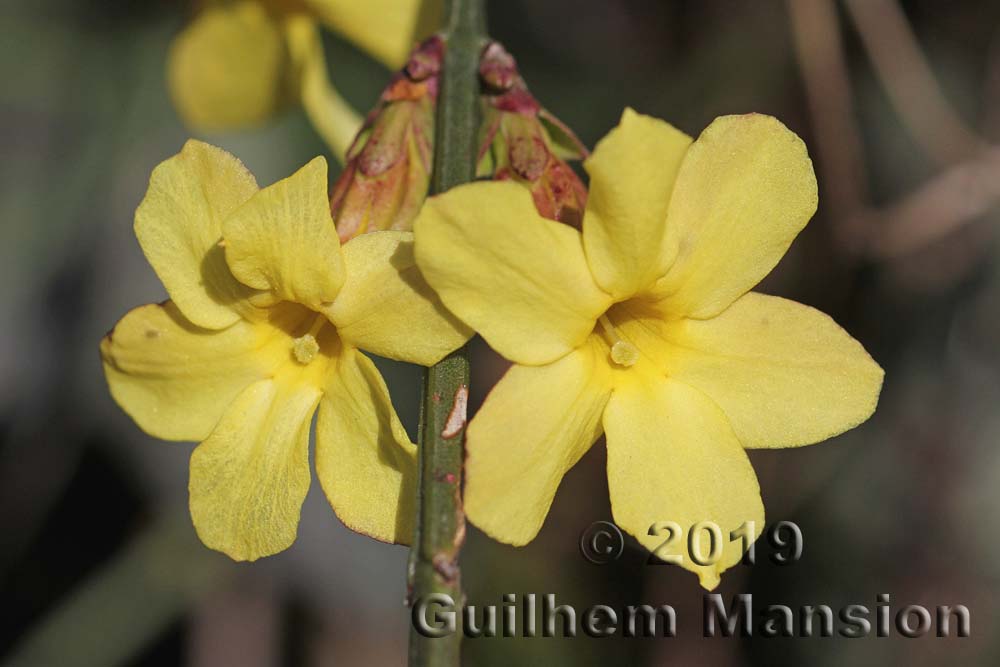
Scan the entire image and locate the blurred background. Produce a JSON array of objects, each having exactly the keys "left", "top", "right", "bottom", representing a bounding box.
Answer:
[{"left": 3, "top": 0, "right": 1000, "bottom": 664}]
